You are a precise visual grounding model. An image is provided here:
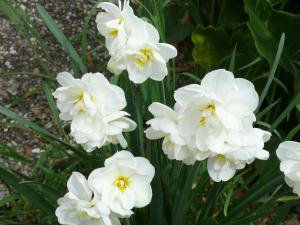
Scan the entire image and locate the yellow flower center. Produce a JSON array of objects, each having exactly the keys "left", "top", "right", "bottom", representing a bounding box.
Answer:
[
  {"left": 79, "top": 211, "right": 89, "bottom": 219},
  {"left": 205, "top": 103, "right": 216, "bottom": 115},
  {"left": 73, "top": 91, "right": 84, "bottom": 105},
  {"left": 199, "top": 103, "right": 216, "bottom": 126},
  {"left": 135, "top": 48, "right": 153, "bottom": 69},
  {"left": 215, "top": 154, "right": 230, "bottom": 167},
  {"left": 109, "top": 28, "right": 119, "bottom": 37},
  {"left": 114, "top": 176, "right": 130, "bottom": 192}
]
